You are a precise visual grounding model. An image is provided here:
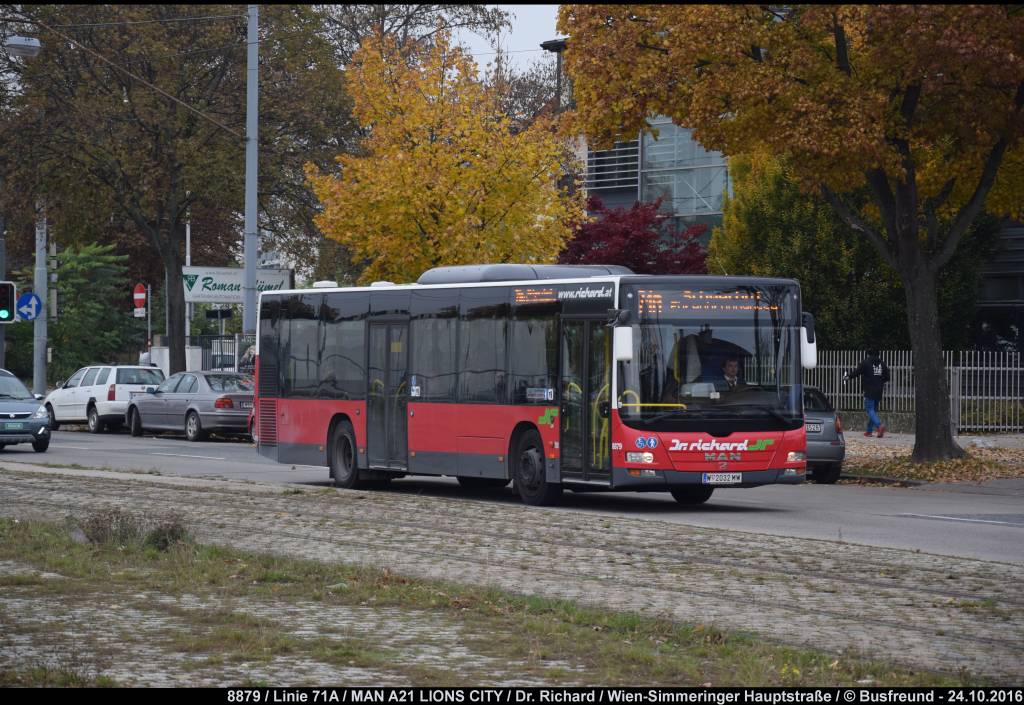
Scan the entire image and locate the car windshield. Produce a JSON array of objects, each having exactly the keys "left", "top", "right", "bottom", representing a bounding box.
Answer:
[
  {"left": 618, "top": 282, "right": 803, "bottom": 431},
  {"left": 0, "top": 375, "right": 34, "bottom": 400},
  {"left": 117, "top": 368, "right": 165, "bottom": 385},
  {"left": 206, "top": 374, "right": 254, "bottom": 392}
]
